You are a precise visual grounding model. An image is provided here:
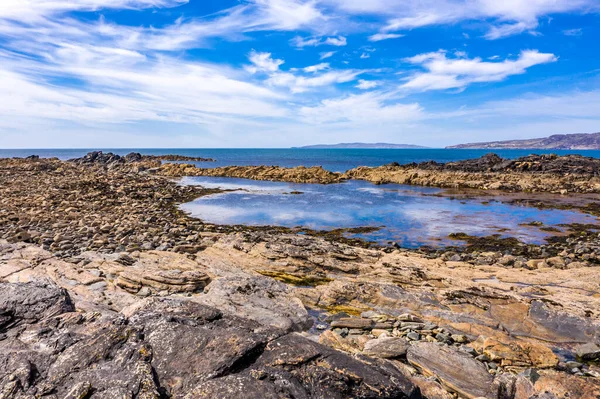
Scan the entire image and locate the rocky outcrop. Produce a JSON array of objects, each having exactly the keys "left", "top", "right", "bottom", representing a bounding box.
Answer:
[
  {"left": 0, "top": 281, "right": 420, "bottom": 399},
  {"left": 160, "top": 163, "right": 344, "bottom": 184},
  {"left": 344, "top": 154, "right": 600, "bottom": 193}
]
